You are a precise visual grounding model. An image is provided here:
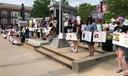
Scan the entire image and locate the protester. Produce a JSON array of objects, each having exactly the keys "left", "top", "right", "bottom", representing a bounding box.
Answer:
[
  {"left": 113, "top": 17, "right": 128, "bottom": 74},
  {"left": 67, "top": 19, "right": 78, "bottom": 53},
  {"left": 120, "top": 19, "right": 128, "bottom": 76},
  {"left": 84, "top": 17, "right": 97, "bottom": 56},
  {"left": 96, "top": 19, "right": 103, "bottom": 47},
  {"left": 25, "top": 26, "right": 29, "bottom": 38},
  {"left": 81, "top": 20, "right": 86, "bottom": 42},
  {"left": 109, "top": 18, "right": 117, "bottom": 33},
  {"left": 64, "top": 18, "right": 69, "bottom": 33},
  {"left": 29, "top": 20, "right": 33, "bottom": 38},
  {"left": 20, "top": 26, "right": 26, "bottom": 43},
  {"left": 72, "top": 20, "right": 78, "bottom": 53}
]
